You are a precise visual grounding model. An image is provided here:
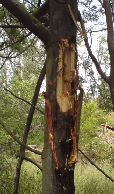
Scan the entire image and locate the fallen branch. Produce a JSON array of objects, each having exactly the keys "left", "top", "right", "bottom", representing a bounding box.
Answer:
[
  {"left": 0, "top": 119, "right": 42, "bottom": 155},
  {"left": 23, "top": 156, "right": 42, "bottom": 171},
  {"left": 78, "top": 148, "right": 114, "bottom": 183}
]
